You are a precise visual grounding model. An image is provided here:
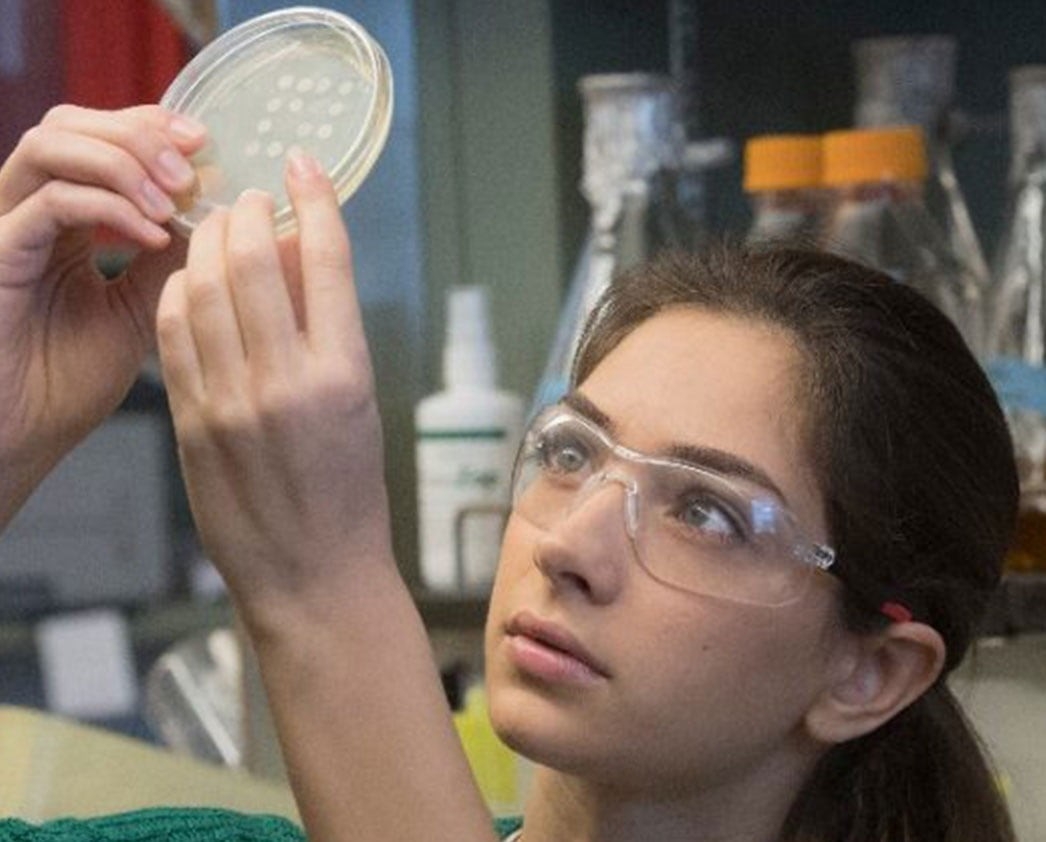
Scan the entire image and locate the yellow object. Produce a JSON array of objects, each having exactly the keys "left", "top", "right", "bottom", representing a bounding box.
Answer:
[
  {"left": 743, "top": 134, "right": 822, "bottom": 192},
  {"left": 822, "top": 126, "right": 928, "bottom": 186},
  {"left": 453, "top": 685, "right": 529, "bottom": 814},
  {"left": 0, "top": 705, "right": 299, "bottom": 823}
]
